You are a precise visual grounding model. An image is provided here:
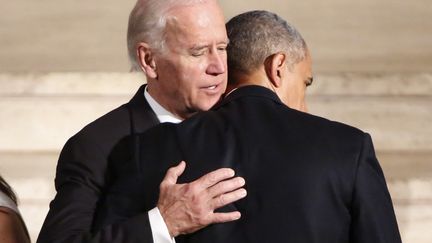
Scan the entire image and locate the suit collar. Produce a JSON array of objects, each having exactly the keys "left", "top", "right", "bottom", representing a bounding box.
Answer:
[
  {"left": 144, "top": 86, "right": 182, "bottom": 124},
  {"left": 213, "top": 85, "right": 284, "bottom": 110},
  {"left": 128, "top": 84, "right": 147, "bottom": 107},
  {"left": 127, "top": 84, "right": 159, "bottom": 133}
]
